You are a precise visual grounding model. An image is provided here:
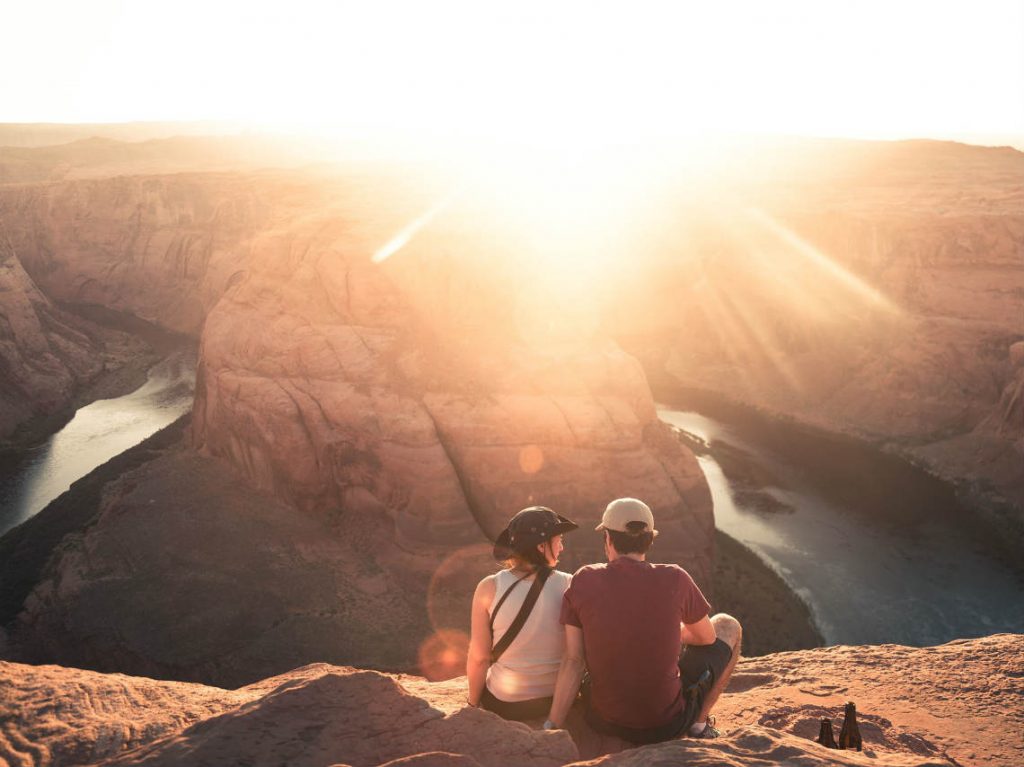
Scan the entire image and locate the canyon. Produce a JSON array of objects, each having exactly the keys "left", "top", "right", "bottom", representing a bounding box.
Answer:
[
  {"left": 611, "top": 139, "right": 1024, "bottom": 543},
  {"left": 0, "top": 132, "right": 1021, "bottom": 766},
  {"left": 0, "top": 141, "right": 712, "bottom": 682},
  {"left": 0, "top": 243, "right": 155, "bottom": 447}
]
